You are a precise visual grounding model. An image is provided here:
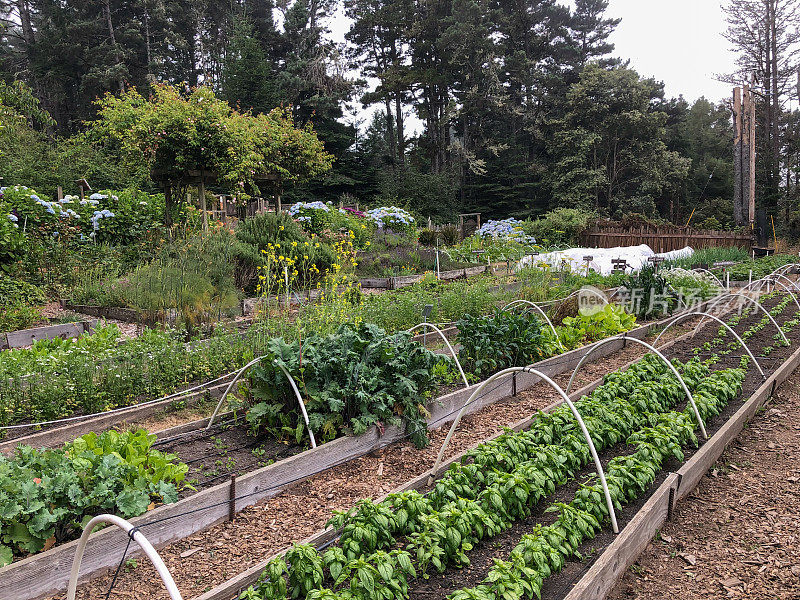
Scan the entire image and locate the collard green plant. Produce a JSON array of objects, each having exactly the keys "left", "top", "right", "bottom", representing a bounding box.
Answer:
[
  {"left": 247, "top": 323, "right": 450, "bottom": 448},
  {"left": 457, "top": 310, "right": 556, "bottom": 378}
]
